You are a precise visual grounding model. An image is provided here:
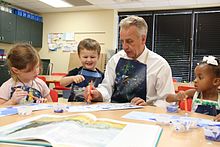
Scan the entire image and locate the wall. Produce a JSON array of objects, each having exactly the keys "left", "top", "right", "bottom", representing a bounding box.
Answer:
[
  {"left": 0, "top": 43, "right": 41, "bottom": 52},
  {"left": 39, "top": 9, "right": 117, "bottom": 73},
  {"left": 0, "top": 43, "right": 13, "bottom": 52}
]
